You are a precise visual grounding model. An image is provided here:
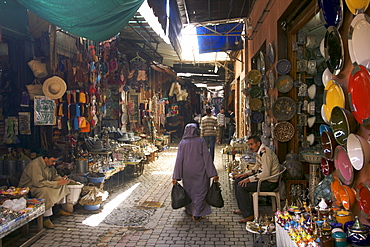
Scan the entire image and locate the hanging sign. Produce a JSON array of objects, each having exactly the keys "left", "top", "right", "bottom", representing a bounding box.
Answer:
[
  {"left": 34, "top": 96, "right": 56, "bottom": 125},
  {"left": 19, "top": 112, "right": 31, "bottom": 135}
]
